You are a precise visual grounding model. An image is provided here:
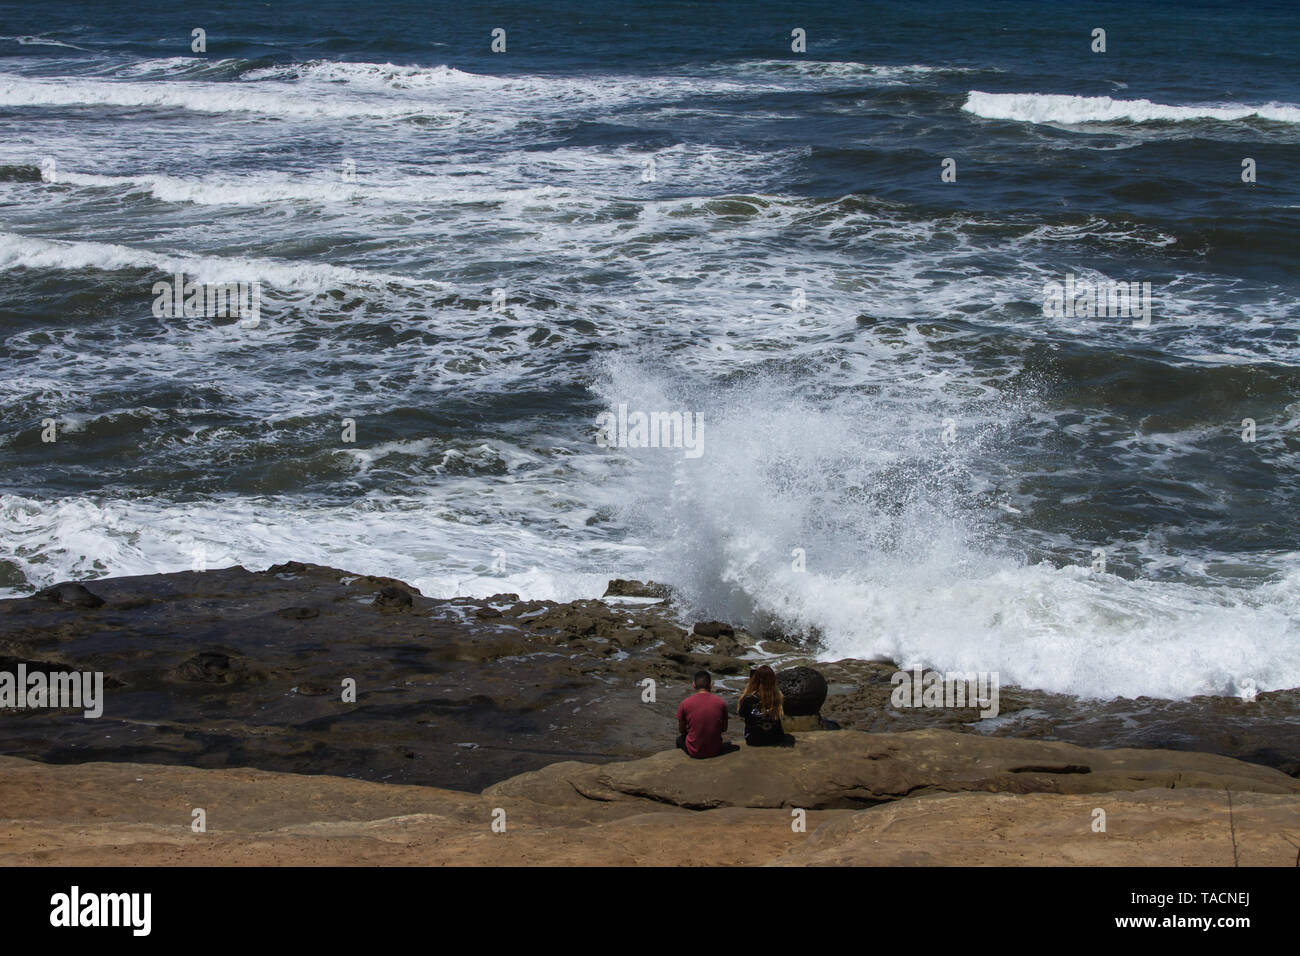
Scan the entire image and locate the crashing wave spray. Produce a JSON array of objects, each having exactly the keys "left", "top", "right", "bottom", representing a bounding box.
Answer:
[
  {"left": 593, "top": 355, "right": 1008, "bottom": 638},
  {"left": 593, "top": 355, "right": 1300, "bottom": 700}
]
